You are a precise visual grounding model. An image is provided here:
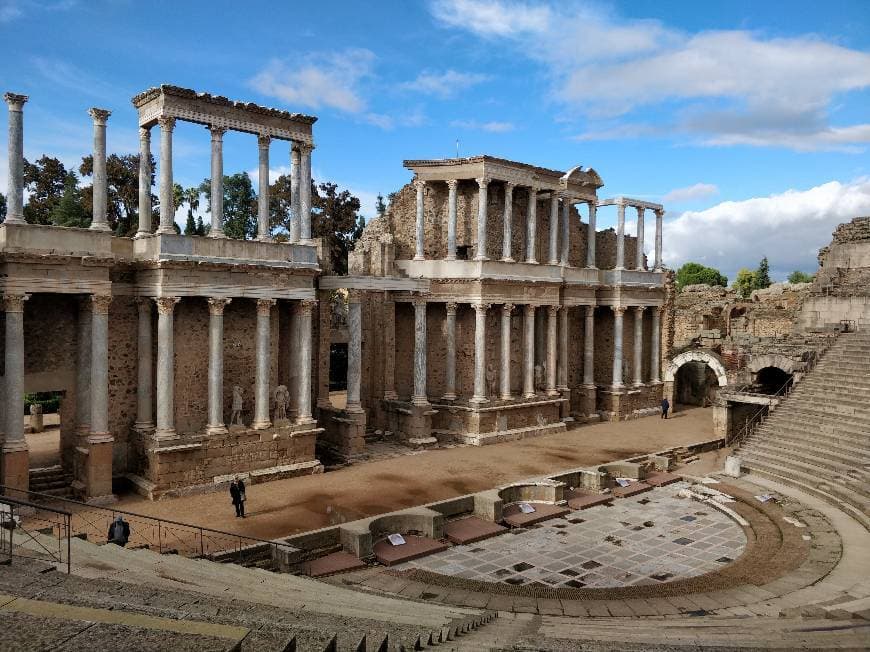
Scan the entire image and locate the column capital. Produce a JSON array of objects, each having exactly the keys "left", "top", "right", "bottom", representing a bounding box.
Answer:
[
  {"left": 2, "top": 293, "right": 30, "bottom": 312},
  {"left": 502, "top": 303, "right": 515, "bottom": 314},
  {"left": 135, "top": 296, "right": 153, "bottom": 314},
  {"left": 547, "top": 304, "right": 561, "bottom": 315},
  {"left": 154, "top": 296, "right": 180, "bottom": 315},
  {"left": 256, "top": 298, "right": 277, "bottom": 315},
  {"left": 207, "top": 297, "right": 232, "bottom": 315},
  {"left": 90, "top": 295, "right": 113, "bottom": 315},
  {"left": 209, "top": 124, "right": 227, "bottom": 139},
  {"left": 88, "top": 107, "right": 111, "bottom": 125},
  {"left": 296, "top": 142, "right": 315, "bottom": 155},
  {"left": 587, "top": 198, "right": 597, "bottom": 207},
  {"left": 157, "top": 116, "right": 176, "bottom": 131},
  {"left": 446, "top": 178, "right": 459, "bottom": 190},
  {"left": 585, "top": 304, "right": 595, "bottom": 316},
  {"left": 299, "top": 299, "right": 317, "bottom": 315},
  {"left": 139, "top": 126, "right": 151, "bottom": 142},
  {"left": 633, "top": 305, "right": 646, "bottom": 315},
  {"left": 655, "top": 208, "right": 666, "bottom": 218},
  {"left": 472, "top": 302, "right": 490, "bottom": 313},
  {"left": 4, "top": 92, "right": 28, "bottom": 110},
  {"left": 611, "top": 305, "right": 627, "bottom": 316},
  {"left": 635, "top": 205, "right": 645, "bottom": 217},
  {"left": 504, "top": 181, "right": 516, "bottom": 191},
  {"left": 527, "top": 184, "right": 539, "bottom": 194},
  {"left": 524, "top": 303, "right": 536, "bottom": 315},
  {"left": 414, "top": 177, "right": 426, "bottom": 190},
  {"left": 476, "top": 176, "right": 491, "bottom": 188},
  {"left": 257, "top": 134, "right": 272, "bottom": 148},
  {"left": 411, "top": 294, "right": 428, "bottom": 308},
  {"left": 445, "top": 301, "right": 457, "bottom": 315}
]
